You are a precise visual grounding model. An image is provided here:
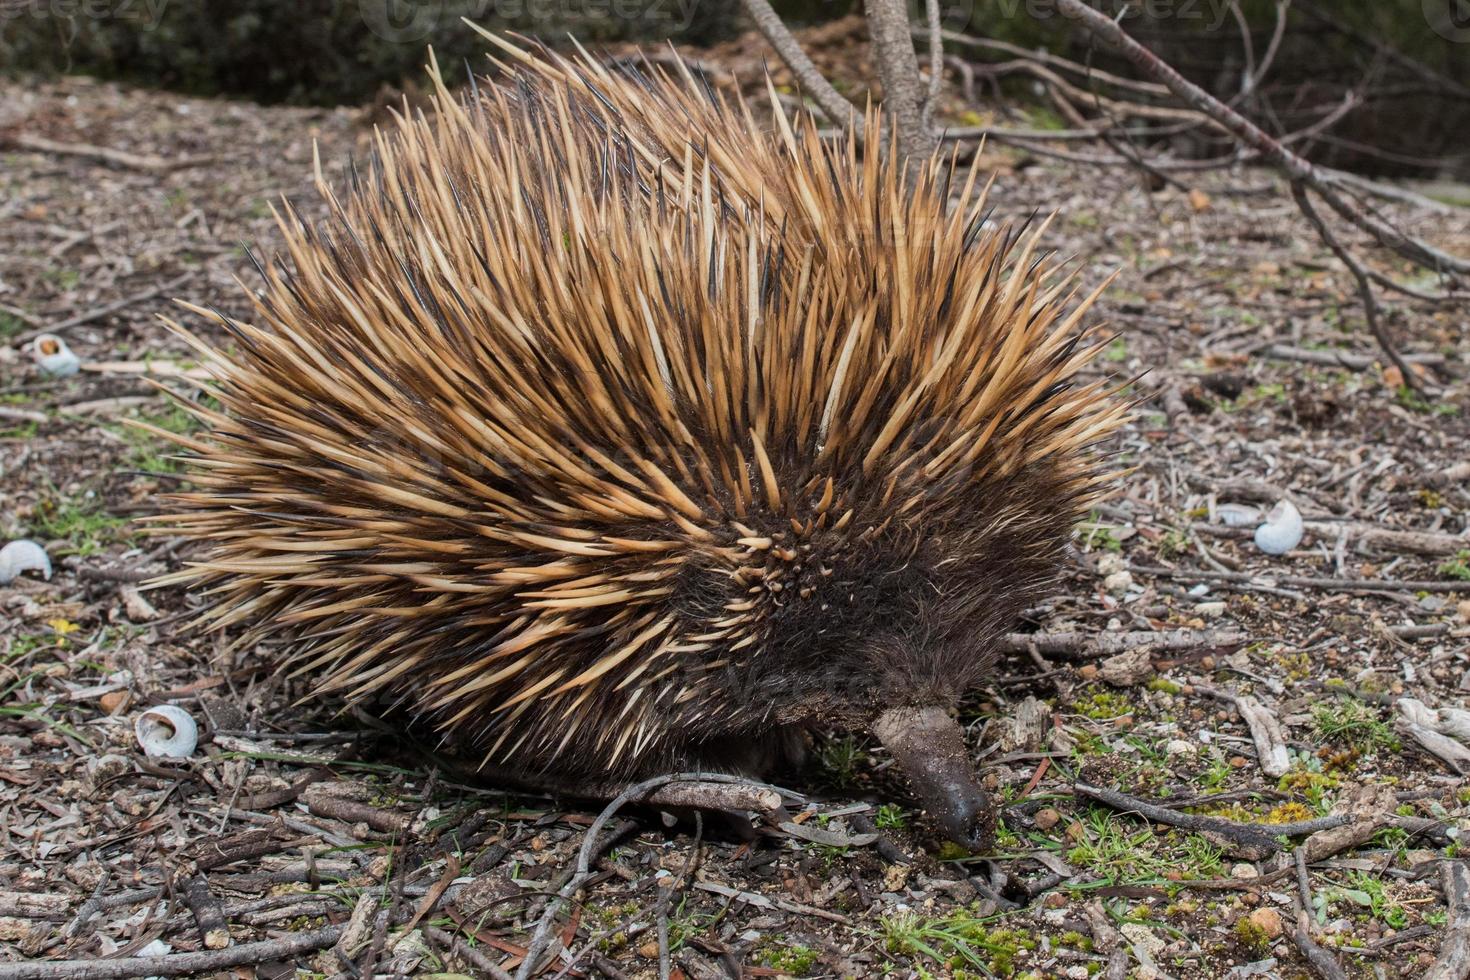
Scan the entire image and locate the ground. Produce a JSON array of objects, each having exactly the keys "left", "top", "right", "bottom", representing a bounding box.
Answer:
[{"left": 2, "top": 33, "right": 1470, "bottom": 980}]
